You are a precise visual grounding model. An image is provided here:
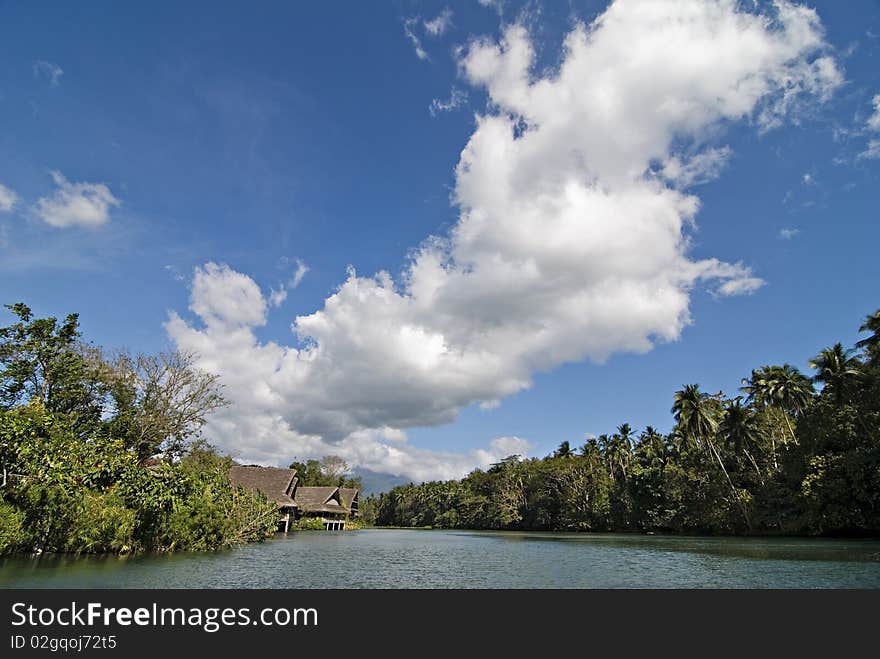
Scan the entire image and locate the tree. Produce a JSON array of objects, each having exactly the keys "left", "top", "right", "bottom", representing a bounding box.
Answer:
[
  {"left": 0, "top": 303, "right": 103, "bottom": 430},
  {"left": 554, "top": 441, "right": 573, "bottom": 459},
  {"left": 741, "top": 364, "right": 813, "bottom": 466},
  {"left": 288, "top": 455, "right": 363, "bottom": 489},
  {"left": 102, "top": 350, "right": 228, "bottom": 461},
  {"left": 719, "top": 398, "right": 763, "bottom": 482},
  {"left": 856, "top": 309, "right": 880, "bottom": 364},
  {"left": 672, "top": 384, "right": 750, "bottom": 528},
  {"left": 319, "top": 455, "right": 349, "bottom": 481},
  {"left": 809, "top": 343, "right": 862, "bottom": 403}
]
